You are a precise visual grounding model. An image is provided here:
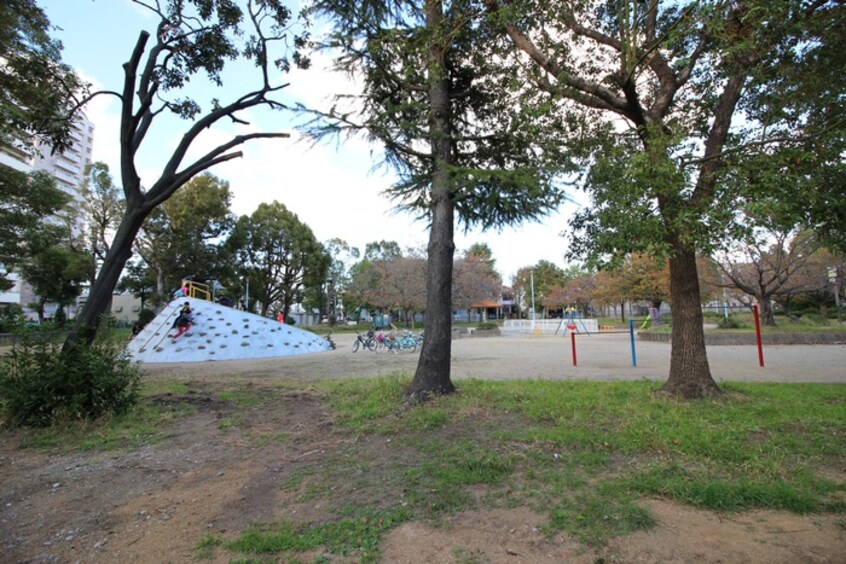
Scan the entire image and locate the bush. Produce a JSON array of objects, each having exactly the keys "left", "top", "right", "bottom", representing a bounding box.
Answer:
[
  {"left": 0, "top": 327, "right": 142, "bottom": 427},
  {"left": 476, "top": 321, "right": 499, "bottom": 331},
  {"left": 717, "top": 315, "right": 742, "bottom": 329},
  {"left": 800, "top": 313, "right": 830, "bottom": 326},
  {"left": 136, "top": 308, "right": 156, "bottom": 329},
  {"left": 0, "top": 304, "right": 24, "bottom": 333}
]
